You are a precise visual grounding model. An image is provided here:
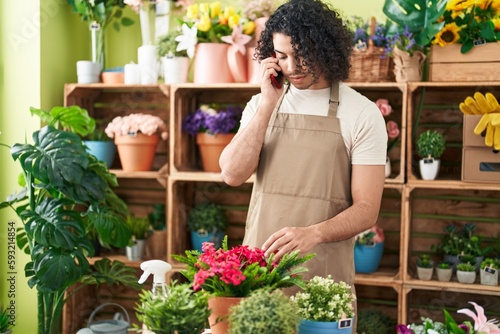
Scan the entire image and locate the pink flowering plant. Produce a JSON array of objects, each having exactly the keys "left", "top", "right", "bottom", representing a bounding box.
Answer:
[
  {"left": 105, "top": 113, "right": 168, "bottom": 140},
  {"left": 355, "top": 225, "right": 385, "bottom": 246},
  {"left": 376, "top": 98, "right": 400, "bottom": 153},
  {"left": 173, "top": 236, "right": 315, "bottom": 297}
]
